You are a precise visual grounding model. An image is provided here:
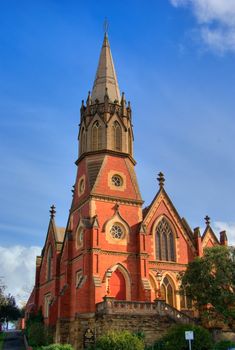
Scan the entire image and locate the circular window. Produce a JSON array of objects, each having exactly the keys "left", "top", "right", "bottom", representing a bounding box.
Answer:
[
  {"left": 112, "top": 175, "right": 123, "bottom": 187},
  {"left": 79, "top": 179, "right": 85, "bottom": 193},
  {"left": 80, "top": 230, "right": 83, "bottom": 243},
  {"left": 77, "top": 228, "right": 84, "bottom": 247},
  {"left": 110, "top": 224, "right": 124, "bottom": 239}
]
